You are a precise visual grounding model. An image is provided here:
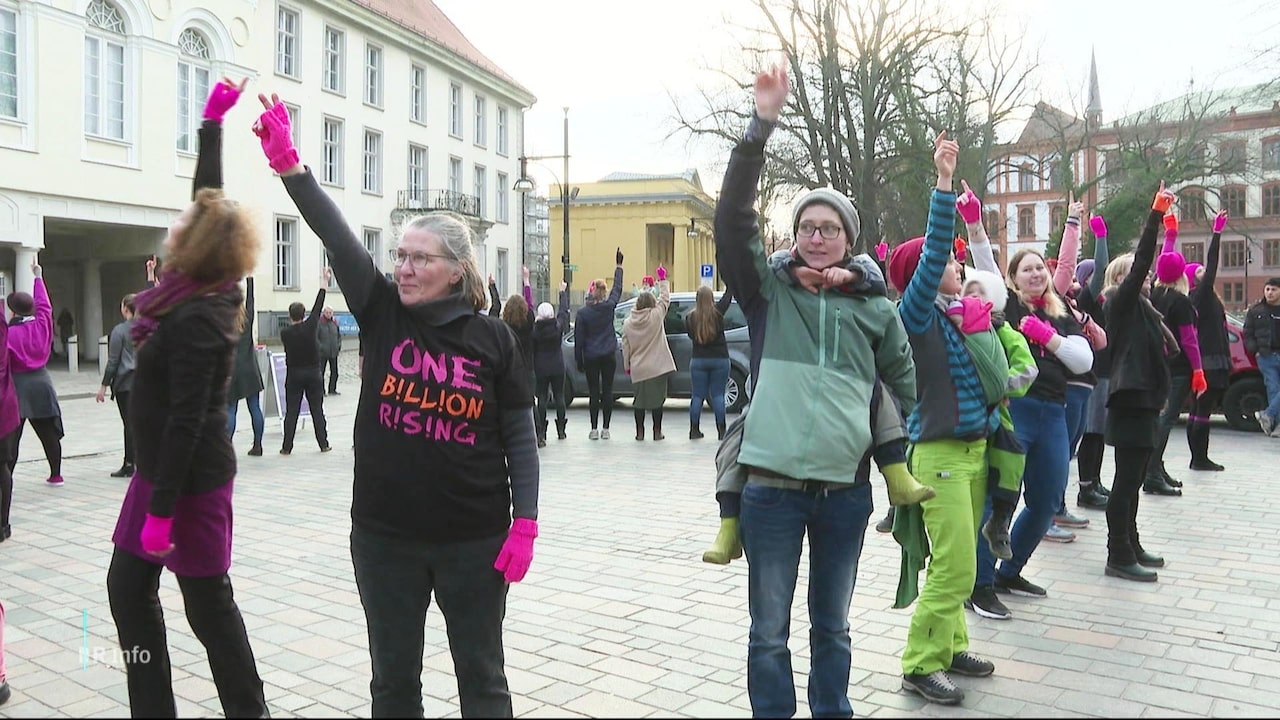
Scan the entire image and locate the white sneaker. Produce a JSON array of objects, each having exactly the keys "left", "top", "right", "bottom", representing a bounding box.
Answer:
[
  {"left": 601, "top": 429, "right": 611, "bottom": 440},
  {"left": 1258, "top": 411, "right": 1275, "bottom": 436},
  {"left": 589, "top": 429, "right": 600, "bottom": 440},
  {"left": 1043, "top": 524, "right": 1076, "bottom": 543}
]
